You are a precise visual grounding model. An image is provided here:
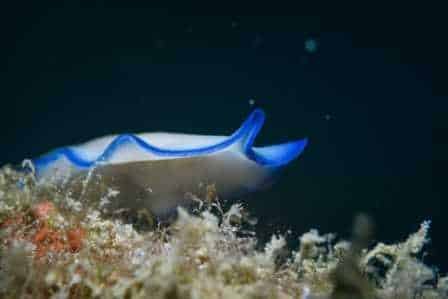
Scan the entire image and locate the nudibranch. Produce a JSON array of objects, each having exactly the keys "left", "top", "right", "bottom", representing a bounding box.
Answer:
[{"left": 32, "top": 109, "right": 307, "bottom": 216}]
